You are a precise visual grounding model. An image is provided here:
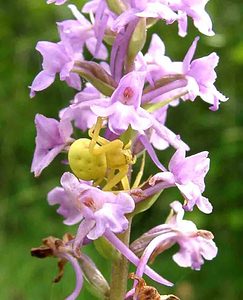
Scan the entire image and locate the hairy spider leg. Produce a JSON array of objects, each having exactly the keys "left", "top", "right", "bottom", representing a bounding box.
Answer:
[{"left": 132, "top": 151, "right": 146, "bottom": 189}]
